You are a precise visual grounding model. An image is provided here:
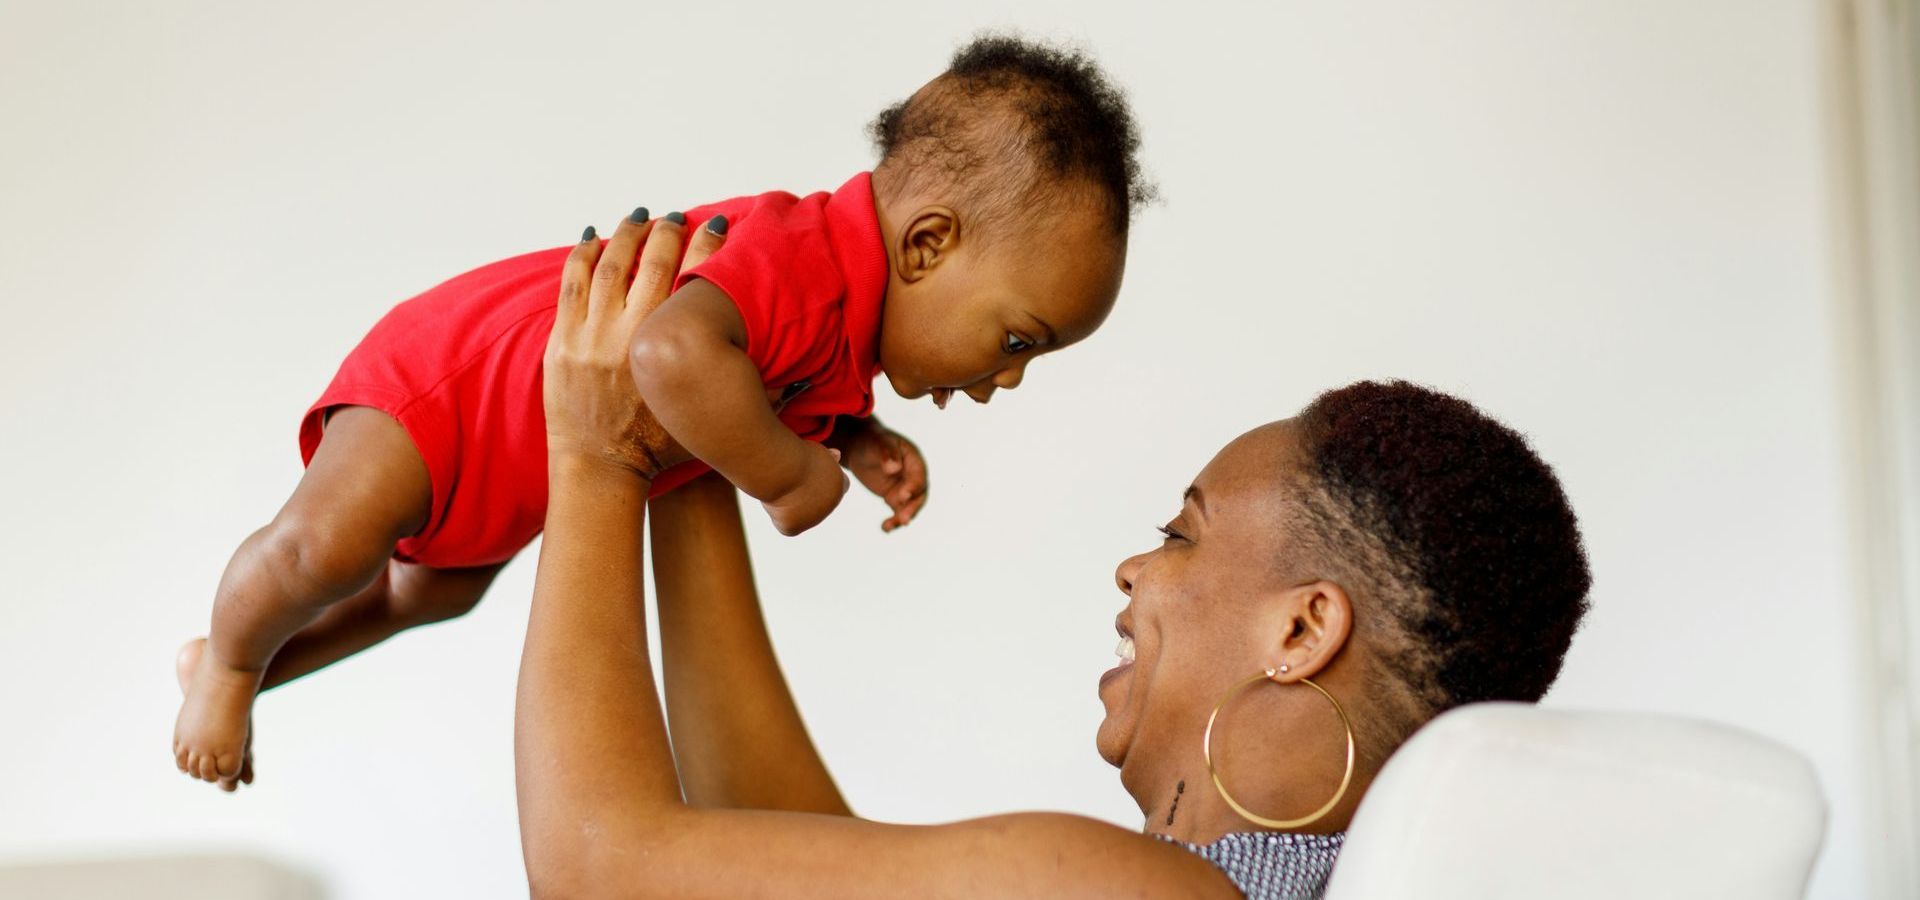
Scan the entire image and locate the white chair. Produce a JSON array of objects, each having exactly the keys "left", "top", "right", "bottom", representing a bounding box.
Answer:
[
  {"left": 1324, "top": 703, "right": 1827, "bottom": 899},
  {"left": 0, "top": 854, "right": 321, "bottom": 900}
]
